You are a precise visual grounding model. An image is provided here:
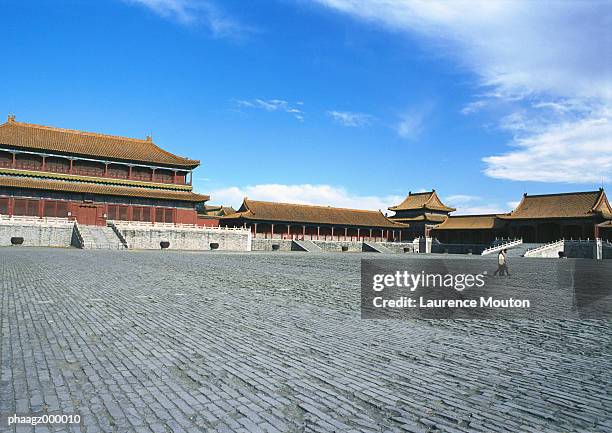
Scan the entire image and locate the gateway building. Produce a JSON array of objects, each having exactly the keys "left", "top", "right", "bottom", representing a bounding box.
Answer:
[{"left": 0, "top": 116, "right": 209, "bottom": 226}]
